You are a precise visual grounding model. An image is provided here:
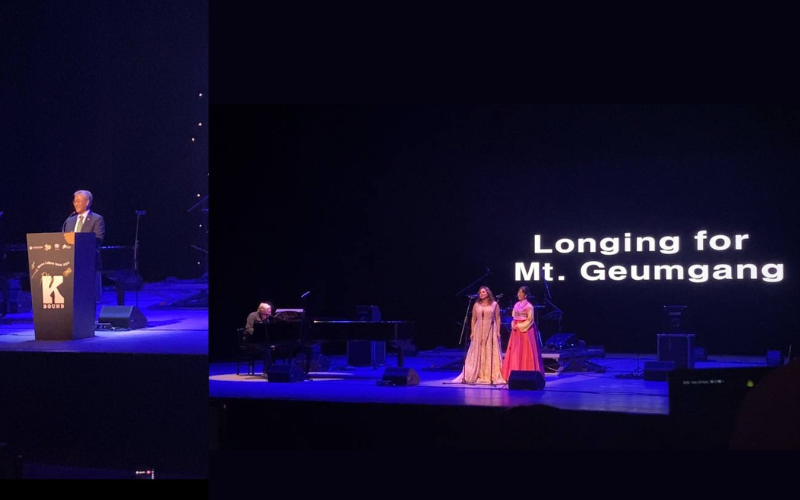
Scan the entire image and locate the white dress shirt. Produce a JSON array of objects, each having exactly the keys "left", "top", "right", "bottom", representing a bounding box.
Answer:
[{"left": 74, "top": 211, "right": 91, "bottom": 232}]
